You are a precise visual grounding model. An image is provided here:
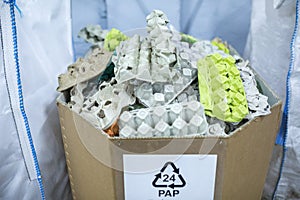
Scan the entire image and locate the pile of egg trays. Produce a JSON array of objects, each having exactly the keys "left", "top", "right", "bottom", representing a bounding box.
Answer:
[
  {"left": 112, "top": 35, "right": 198, "bottom": 107},
  {"left": 234, "top": 56, "right": 271, "bottom": 119},
  {"left": 118, "top": 101, "right": 208, "bottom": 138},
  {"left": 134, "top": 64, "right": 197, "bottom": 107}
]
